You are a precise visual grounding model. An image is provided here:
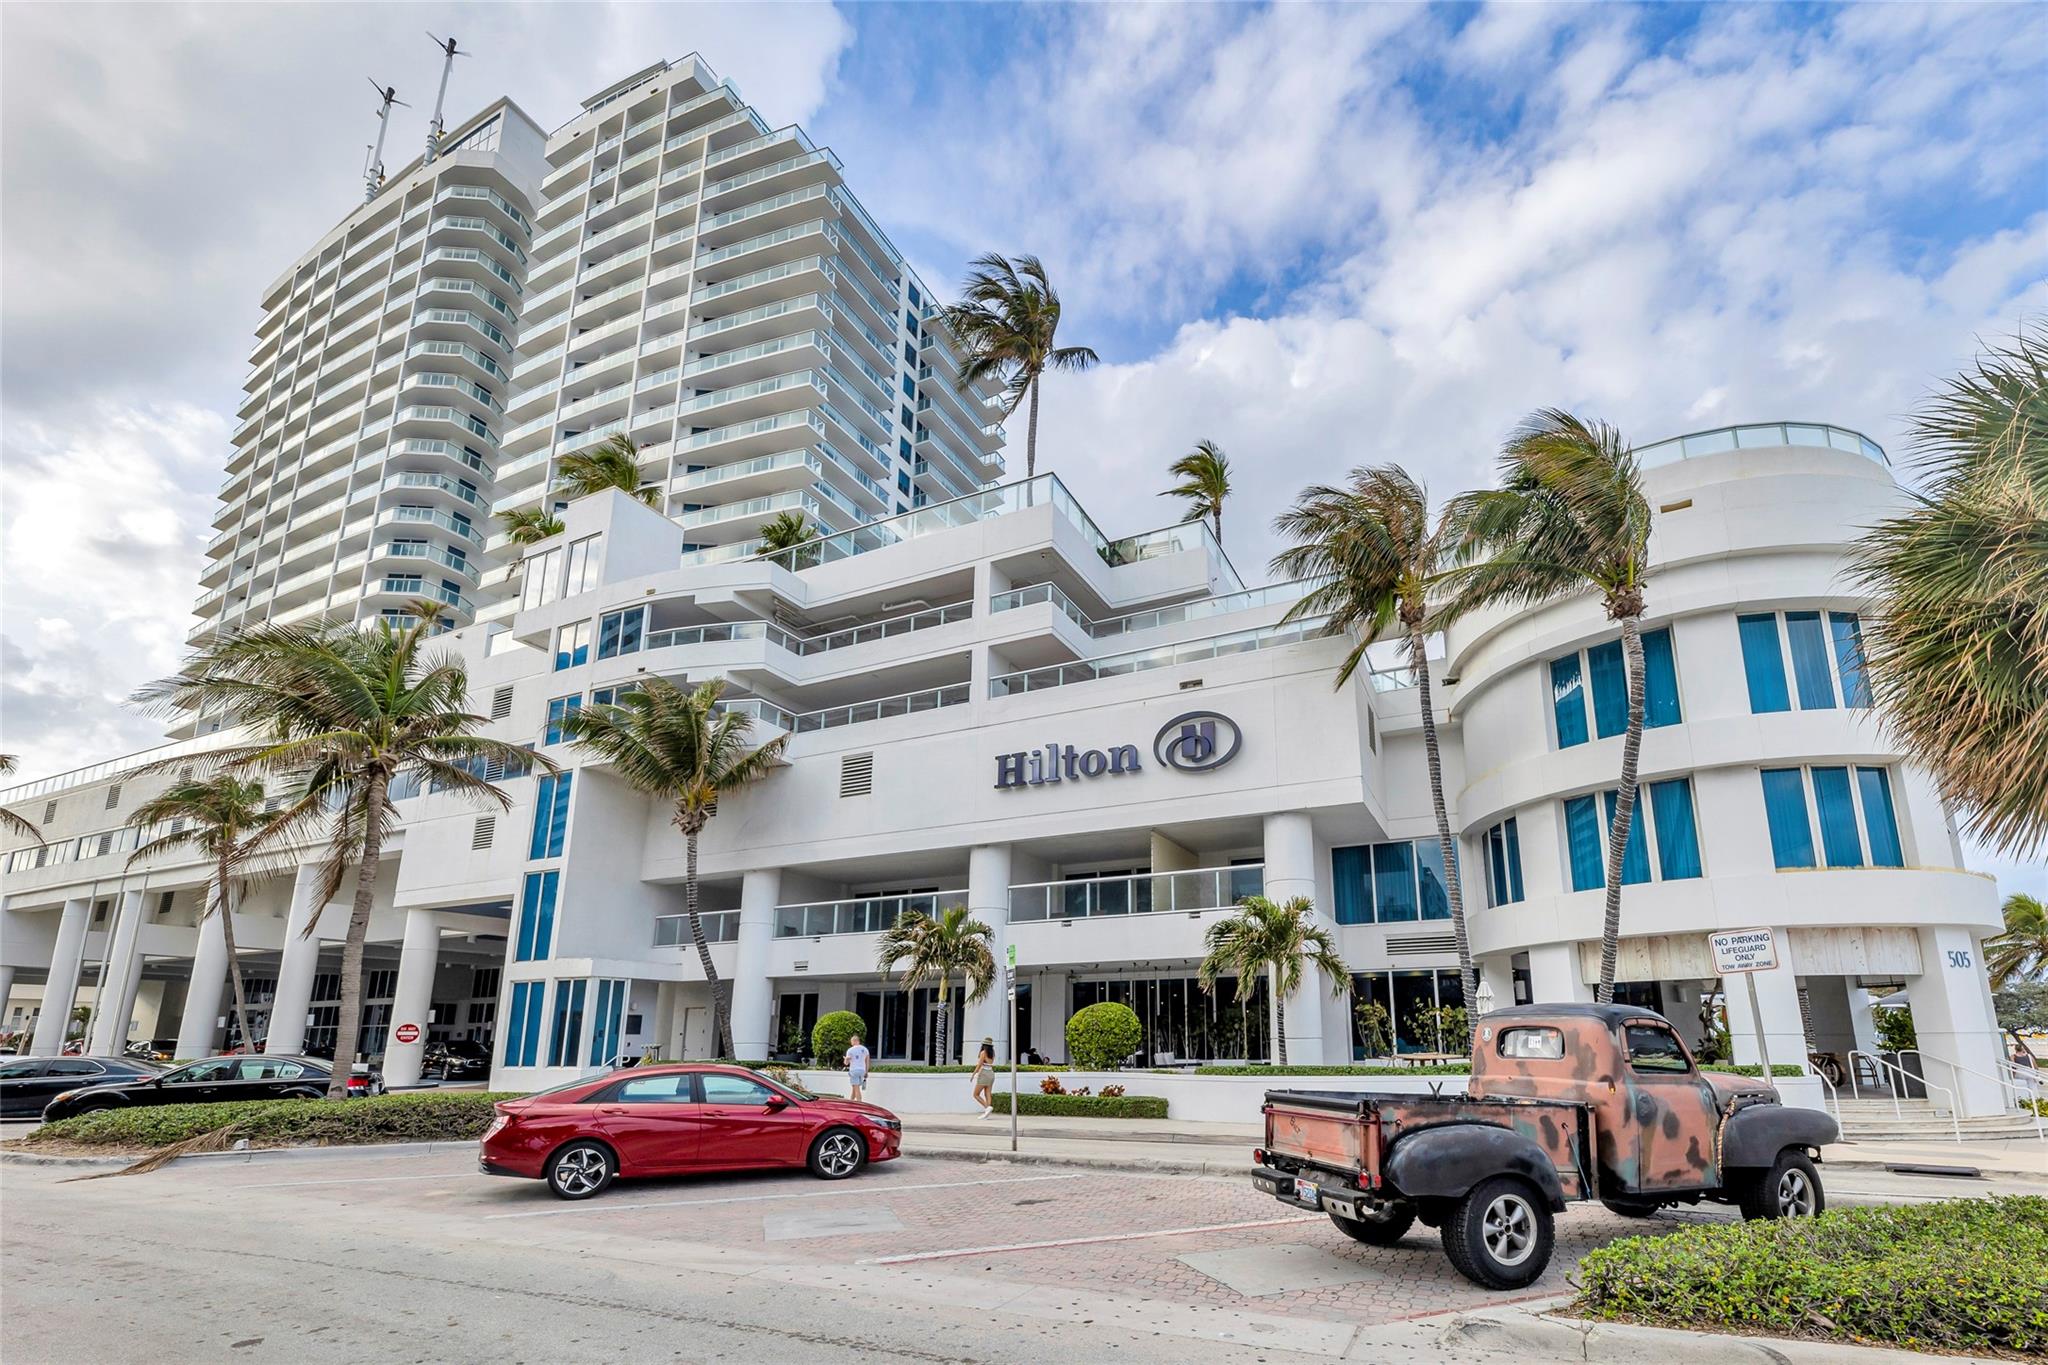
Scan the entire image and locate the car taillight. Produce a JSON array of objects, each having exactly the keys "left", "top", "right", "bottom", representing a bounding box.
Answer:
[{"left": 483, "top": 1115, "right": 509, "bottom": 1140}]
